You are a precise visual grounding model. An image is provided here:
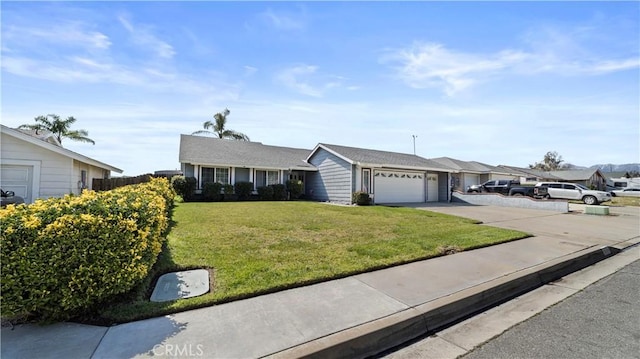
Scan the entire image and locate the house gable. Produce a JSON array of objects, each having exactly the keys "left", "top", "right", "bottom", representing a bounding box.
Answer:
[
  {"left": 1, "top": 126, "right": 121, "bottom": 202},
  {"left": 306, "top": 147, "right": 352, "bottom": 203}
]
